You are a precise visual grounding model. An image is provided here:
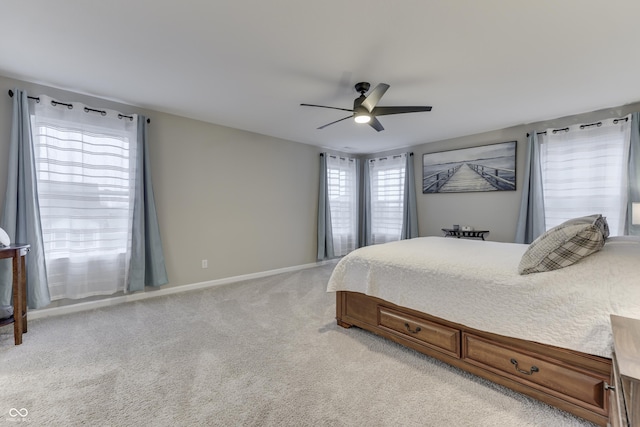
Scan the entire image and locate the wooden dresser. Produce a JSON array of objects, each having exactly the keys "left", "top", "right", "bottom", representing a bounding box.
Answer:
[{"left": 609, "top": 315, "right": 640, "bottom": 427}]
